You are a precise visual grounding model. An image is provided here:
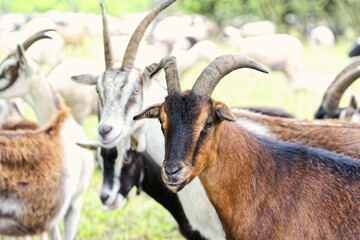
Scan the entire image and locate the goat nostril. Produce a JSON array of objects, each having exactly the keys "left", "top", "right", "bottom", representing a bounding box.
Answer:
[
  {"left": 99, "top": 124, "right": 113, "bottom": 137},
  {"left": 165, "top": 163, "right": 182, "bottom": 176},
  {"left": 100, "top": 194, "right": 109, "bottom": 204}
]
